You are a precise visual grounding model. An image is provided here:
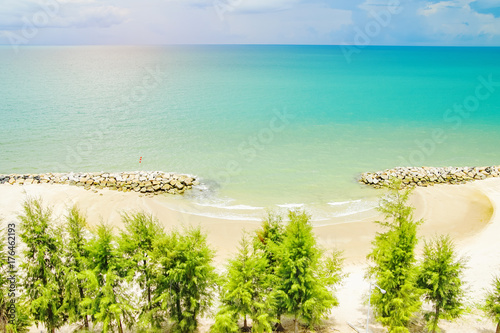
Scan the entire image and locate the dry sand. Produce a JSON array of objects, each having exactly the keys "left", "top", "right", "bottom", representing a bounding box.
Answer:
[{"left": 1, "top": 179, "right": 499, "bottom": 332}]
